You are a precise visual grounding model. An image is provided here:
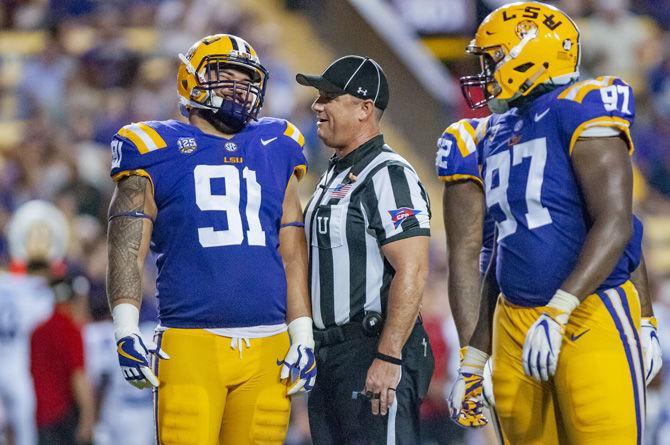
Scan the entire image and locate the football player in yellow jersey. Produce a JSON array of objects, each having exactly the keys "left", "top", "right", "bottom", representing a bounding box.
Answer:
[
  {"left": 106, "top": 34, "right": 315, "bottom": 445},
  {"left": 444, "top": 2, "right": 662, "bottom": 444}
]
